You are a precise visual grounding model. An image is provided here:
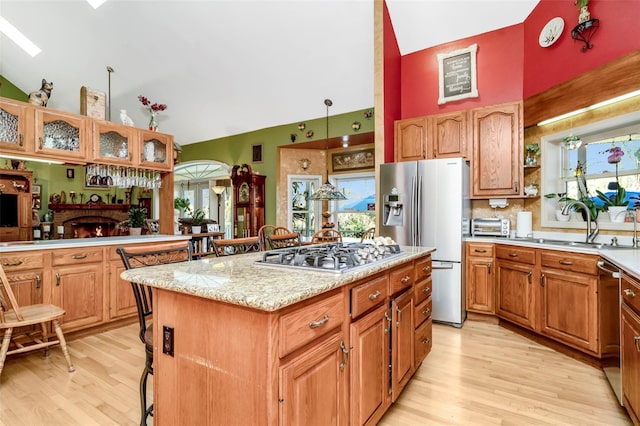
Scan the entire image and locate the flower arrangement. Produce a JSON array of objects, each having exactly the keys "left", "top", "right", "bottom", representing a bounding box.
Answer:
[
  {"left": 138, "top": 95, "right": 167, "bottom": 131},
  {"left": 574, "top": 161, "right": 604, "bottom": 220},
  {"left": 596, "top": 146, "right": 629, "bottom": 208}
]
